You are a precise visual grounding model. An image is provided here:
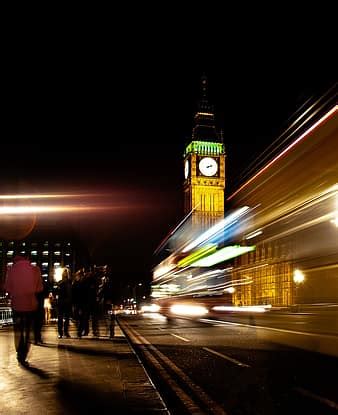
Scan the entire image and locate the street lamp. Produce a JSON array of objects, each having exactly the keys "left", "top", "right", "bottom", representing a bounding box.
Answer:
[
  {"left": 293, "top": 269, "right": 305, "bottom": 284},
  {"left": 293, "top": 269, "right": 305, "bottom": 307}
]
